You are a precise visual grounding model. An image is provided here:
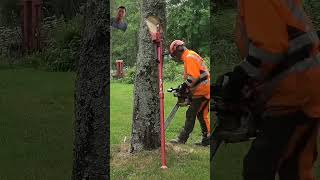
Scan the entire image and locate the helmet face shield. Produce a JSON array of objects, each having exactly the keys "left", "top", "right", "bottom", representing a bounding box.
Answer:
[
  {"left": 169, "top": 50, "right": 177, "bottom": 59},
  {"left": 169, "top": 50, "right": 182, "bottom": 63},
  {"left": 169, "top": 53, "right": 177, "bottom": 62},
  {"left": 169, "top": 53, "right": 174, "bottom": 59}
]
